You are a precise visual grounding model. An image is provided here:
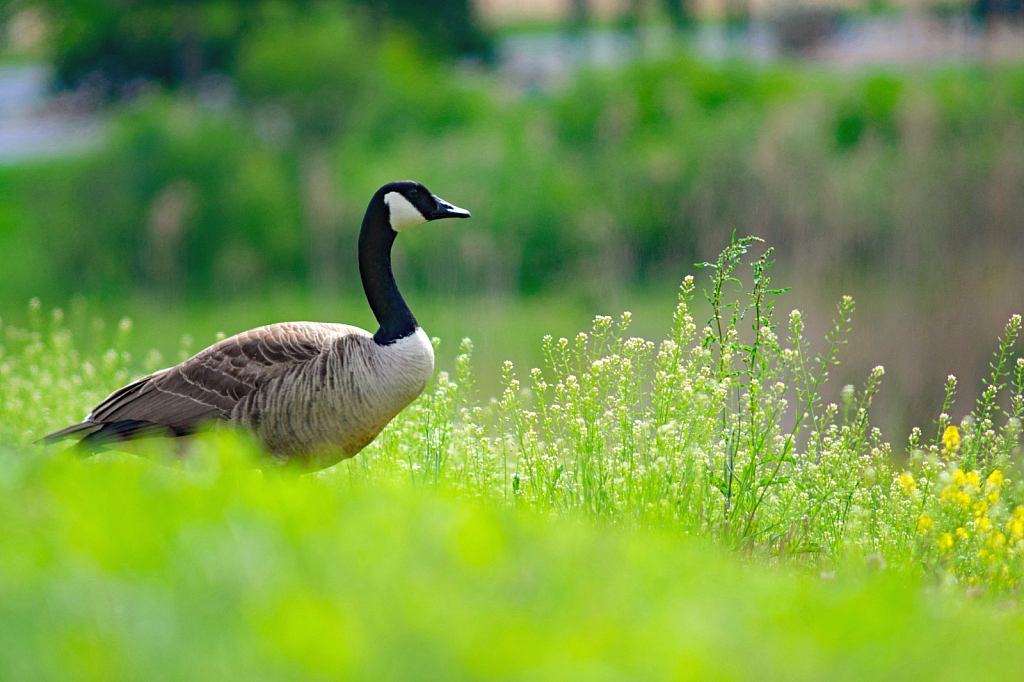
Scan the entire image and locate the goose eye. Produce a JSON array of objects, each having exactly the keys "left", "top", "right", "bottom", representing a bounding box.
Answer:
[{"left": 409, "top": 189, "right": 419, "bottom": 198}]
